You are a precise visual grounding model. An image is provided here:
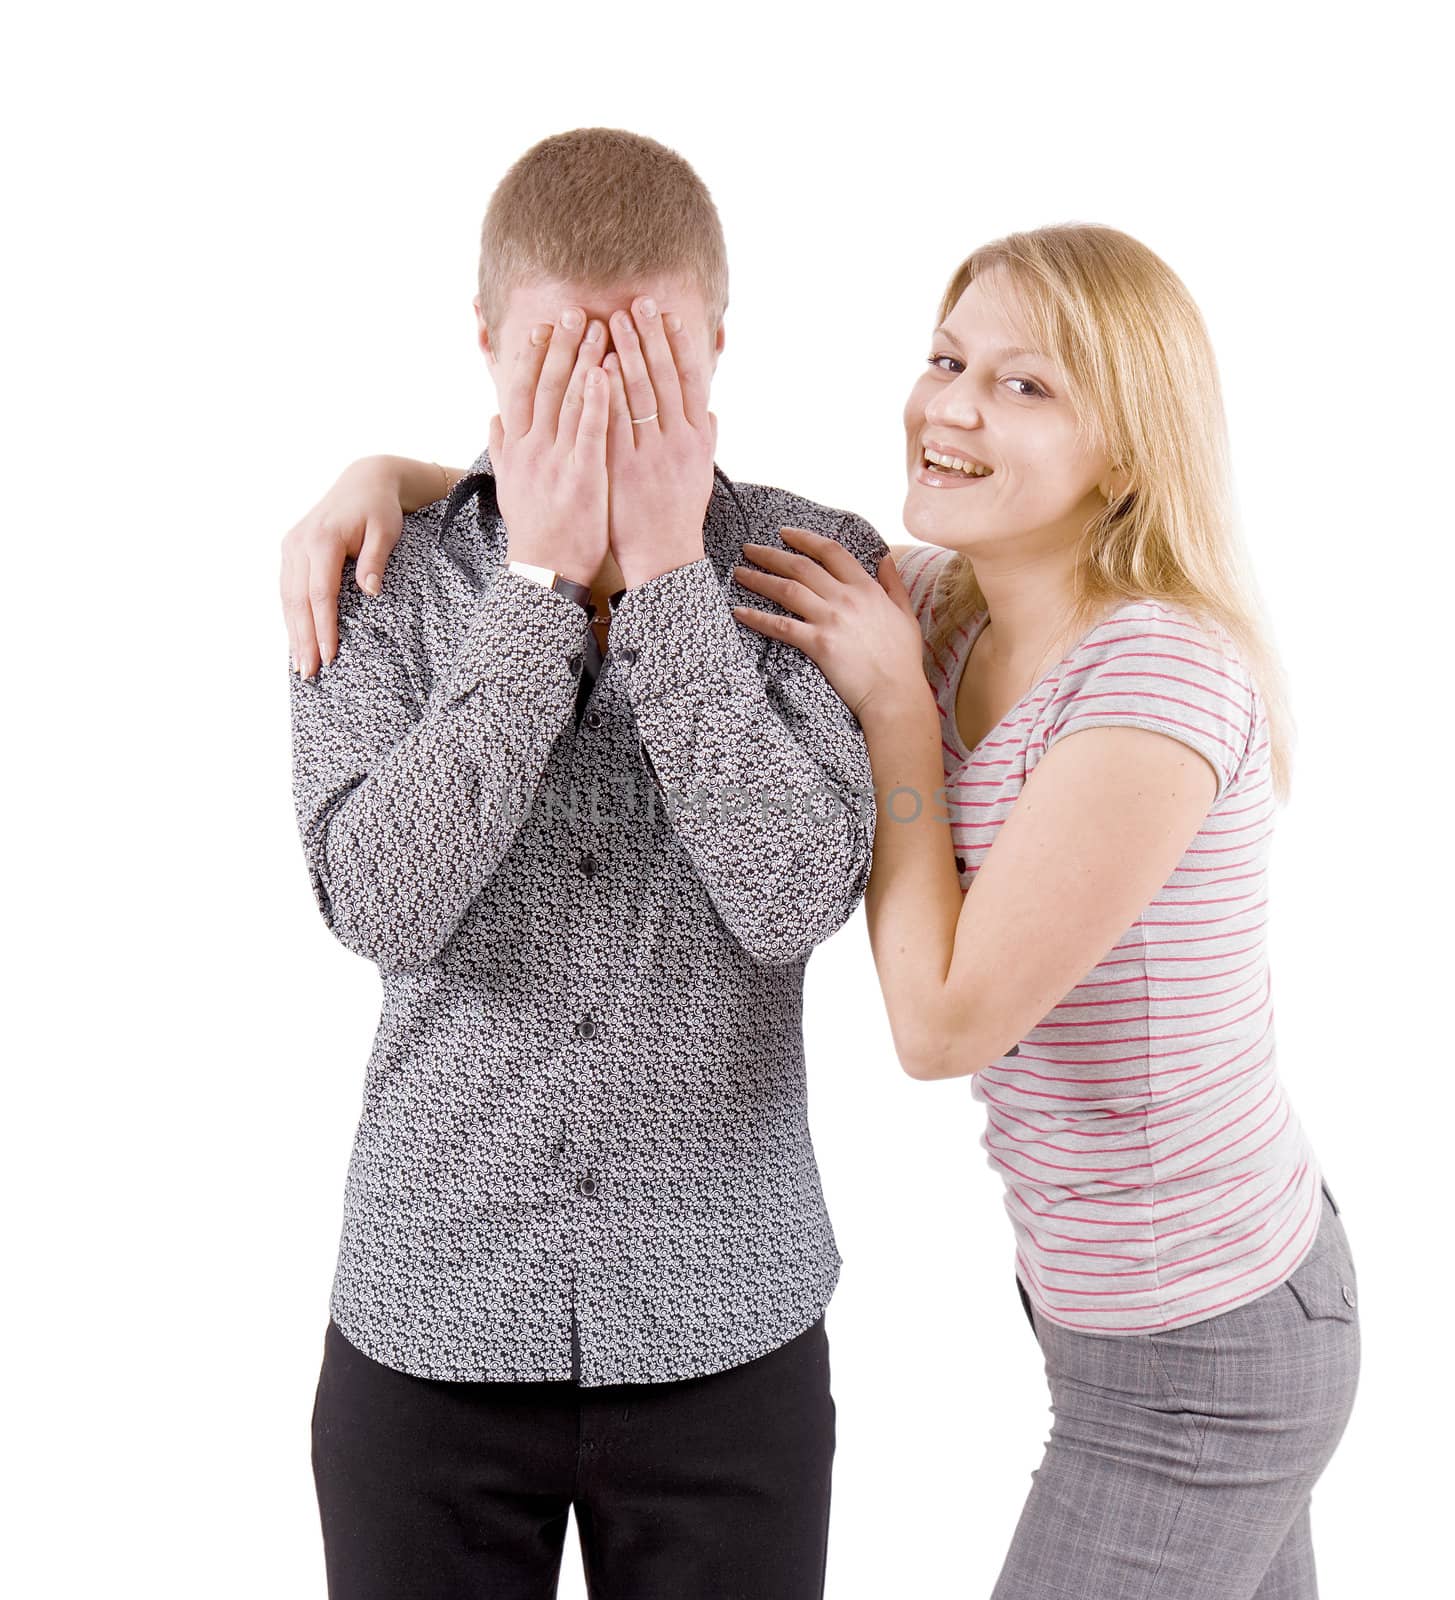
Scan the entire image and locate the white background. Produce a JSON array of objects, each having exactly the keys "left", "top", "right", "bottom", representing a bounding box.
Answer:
[{"left": 6, "top": 2, "right": 1450, "bottom": 1595}]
